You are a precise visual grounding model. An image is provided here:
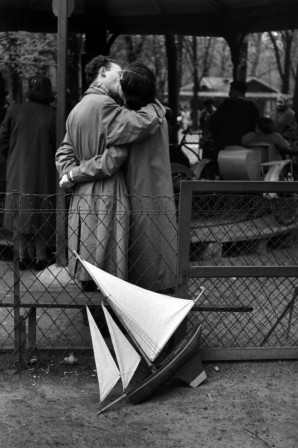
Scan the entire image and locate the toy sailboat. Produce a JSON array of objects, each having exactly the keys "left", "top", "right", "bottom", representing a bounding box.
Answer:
[{"left": 74, "top": 251, "right": 205, "bottom": 414}]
